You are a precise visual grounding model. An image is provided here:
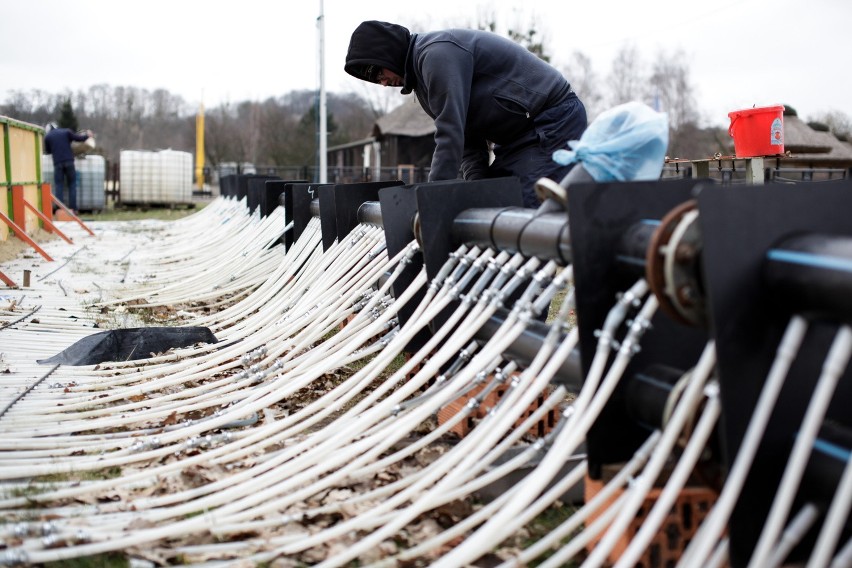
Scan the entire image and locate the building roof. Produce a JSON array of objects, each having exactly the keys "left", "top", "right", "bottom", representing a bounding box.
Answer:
[
  {"left": 373, "top": 100, "right": 436, "bottom": 138},
  {"left": 327, "top": 136, "right": 376, "bottom": 153},
  {"left": 784, "top": 114, "right": 852, "bottom": 162}
]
